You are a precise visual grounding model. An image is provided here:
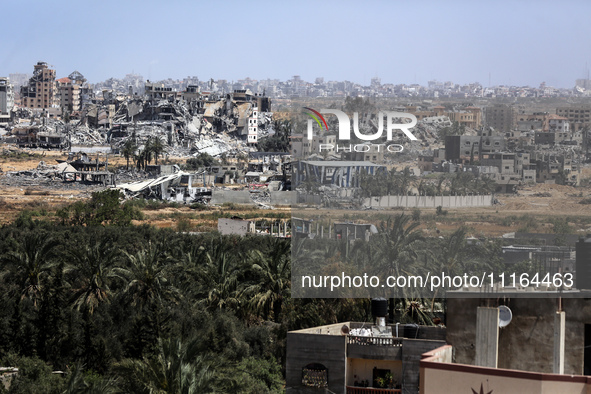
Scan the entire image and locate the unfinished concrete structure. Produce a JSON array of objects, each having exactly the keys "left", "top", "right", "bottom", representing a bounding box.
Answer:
[{"left": 20, "top": 62, "right": 57, "bottom": 109}]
